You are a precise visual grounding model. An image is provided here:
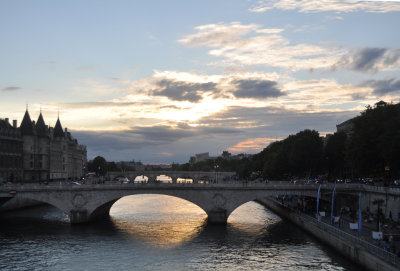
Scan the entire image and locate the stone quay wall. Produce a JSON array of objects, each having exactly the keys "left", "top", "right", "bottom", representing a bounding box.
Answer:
[{"left": 257, "top": 198, "right": 399, "bottom": 271}]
